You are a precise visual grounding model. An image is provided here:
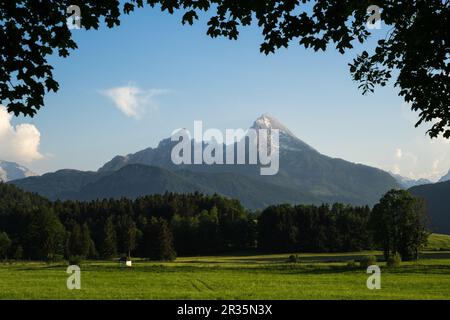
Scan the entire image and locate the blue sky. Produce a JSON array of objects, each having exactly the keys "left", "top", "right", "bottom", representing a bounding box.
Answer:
[{"left": 4, "top": 8, "right": 450, "bottom": 181}]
